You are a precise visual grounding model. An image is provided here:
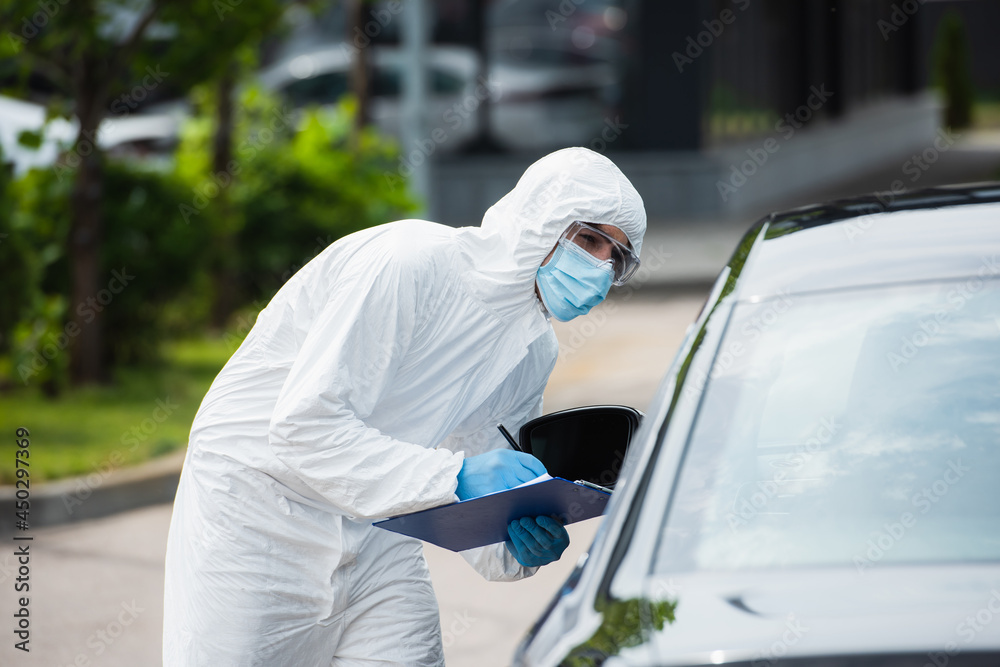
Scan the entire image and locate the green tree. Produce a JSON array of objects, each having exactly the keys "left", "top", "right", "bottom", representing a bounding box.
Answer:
[
  {"left": 0, "top": 0, "right": 286, "bottom": 384},
  {"left": 0, "top": 147, "right": 50, "bottom": 390},
  {"left": 3, "top": 94, "right": 415, "bottom": 391},
  {"left": 932, "top": 9, "right": 975, "bottom": 130},
  {"left": 174, "top": 90, "right": 418, "bottom": 310}
]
